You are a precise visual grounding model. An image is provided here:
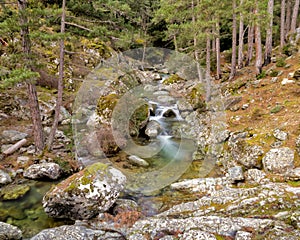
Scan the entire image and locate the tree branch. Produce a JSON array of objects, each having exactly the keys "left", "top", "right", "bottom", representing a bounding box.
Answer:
[{"left": 65, "top": 21, "right": 92, "bottom": 32}]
